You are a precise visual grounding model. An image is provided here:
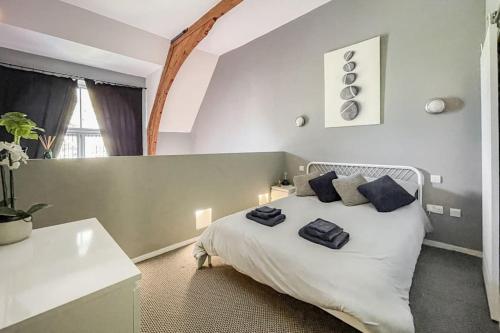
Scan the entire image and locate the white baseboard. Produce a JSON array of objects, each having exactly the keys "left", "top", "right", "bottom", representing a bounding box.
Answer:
[
  {"left": 132, "top": 236, "right": 200, "bottom": 263},
  {"left": 423, "top": 239, "right": 482, "bottom": 258}
]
